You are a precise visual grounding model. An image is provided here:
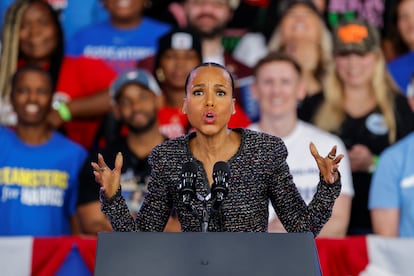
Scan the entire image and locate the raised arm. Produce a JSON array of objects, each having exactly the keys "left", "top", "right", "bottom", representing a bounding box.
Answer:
[
  {"left": 92, "top": 153, "right": 139, "bottom": 232},
  {"left": 269, "top": 142, "right": 342, "bottom": 237},
  {"left": 93, "top": 149, "right": 172, "bottom": 232}
]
